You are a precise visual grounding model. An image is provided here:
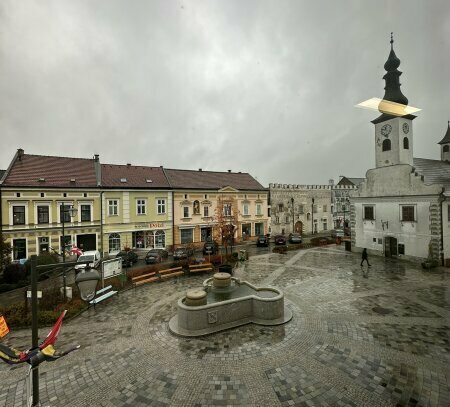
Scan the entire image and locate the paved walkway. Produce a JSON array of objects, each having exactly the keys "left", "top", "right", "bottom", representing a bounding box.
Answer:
[{"left": 0, "top": 245, "right": 449, "bottom": 406}]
